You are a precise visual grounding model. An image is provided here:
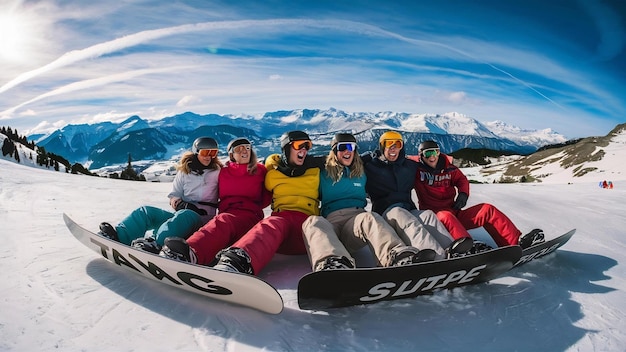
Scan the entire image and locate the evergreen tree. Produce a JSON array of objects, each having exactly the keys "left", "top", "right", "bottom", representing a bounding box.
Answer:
[
  {"left": 36, "top": 146, "right": 48, "bottom": 166},
  {"left": 1, "top": 138, "right": 14, "bottom": 156},
  {"left": 71, "top": 163, "right": 97, "bottom": 176},
  {"left": 119, "top": 153, "right": 144, "bottom": 181}
]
